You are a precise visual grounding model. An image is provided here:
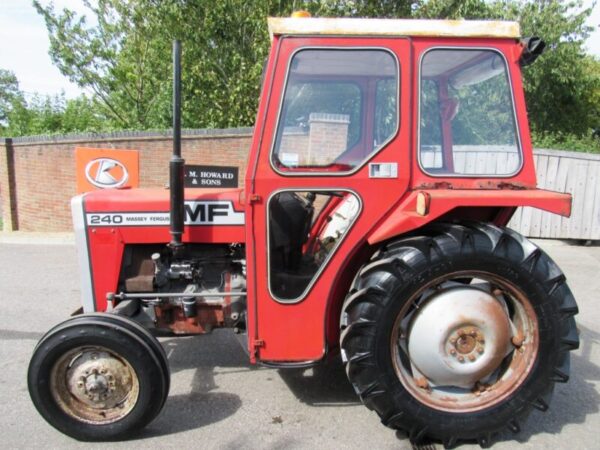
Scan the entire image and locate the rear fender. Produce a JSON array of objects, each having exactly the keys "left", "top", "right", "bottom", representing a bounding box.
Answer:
[{"left": 368, "top": 189, "right": 572, "bottom": 244}]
